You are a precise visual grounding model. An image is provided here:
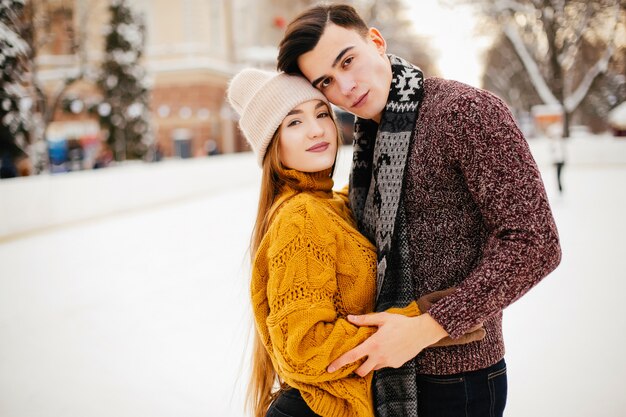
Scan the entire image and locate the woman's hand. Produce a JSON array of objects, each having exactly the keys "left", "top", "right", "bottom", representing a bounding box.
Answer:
[{"left": 326, "top": 313, "right": 448, "bottom": 377}]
